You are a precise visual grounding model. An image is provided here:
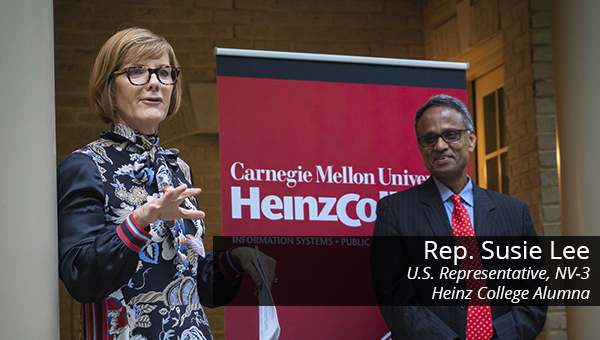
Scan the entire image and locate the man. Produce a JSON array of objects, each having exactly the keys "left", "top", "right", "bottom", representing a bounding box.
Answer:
[{"left": 370, "top": 94, "right": 546, "bottom": 339}]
